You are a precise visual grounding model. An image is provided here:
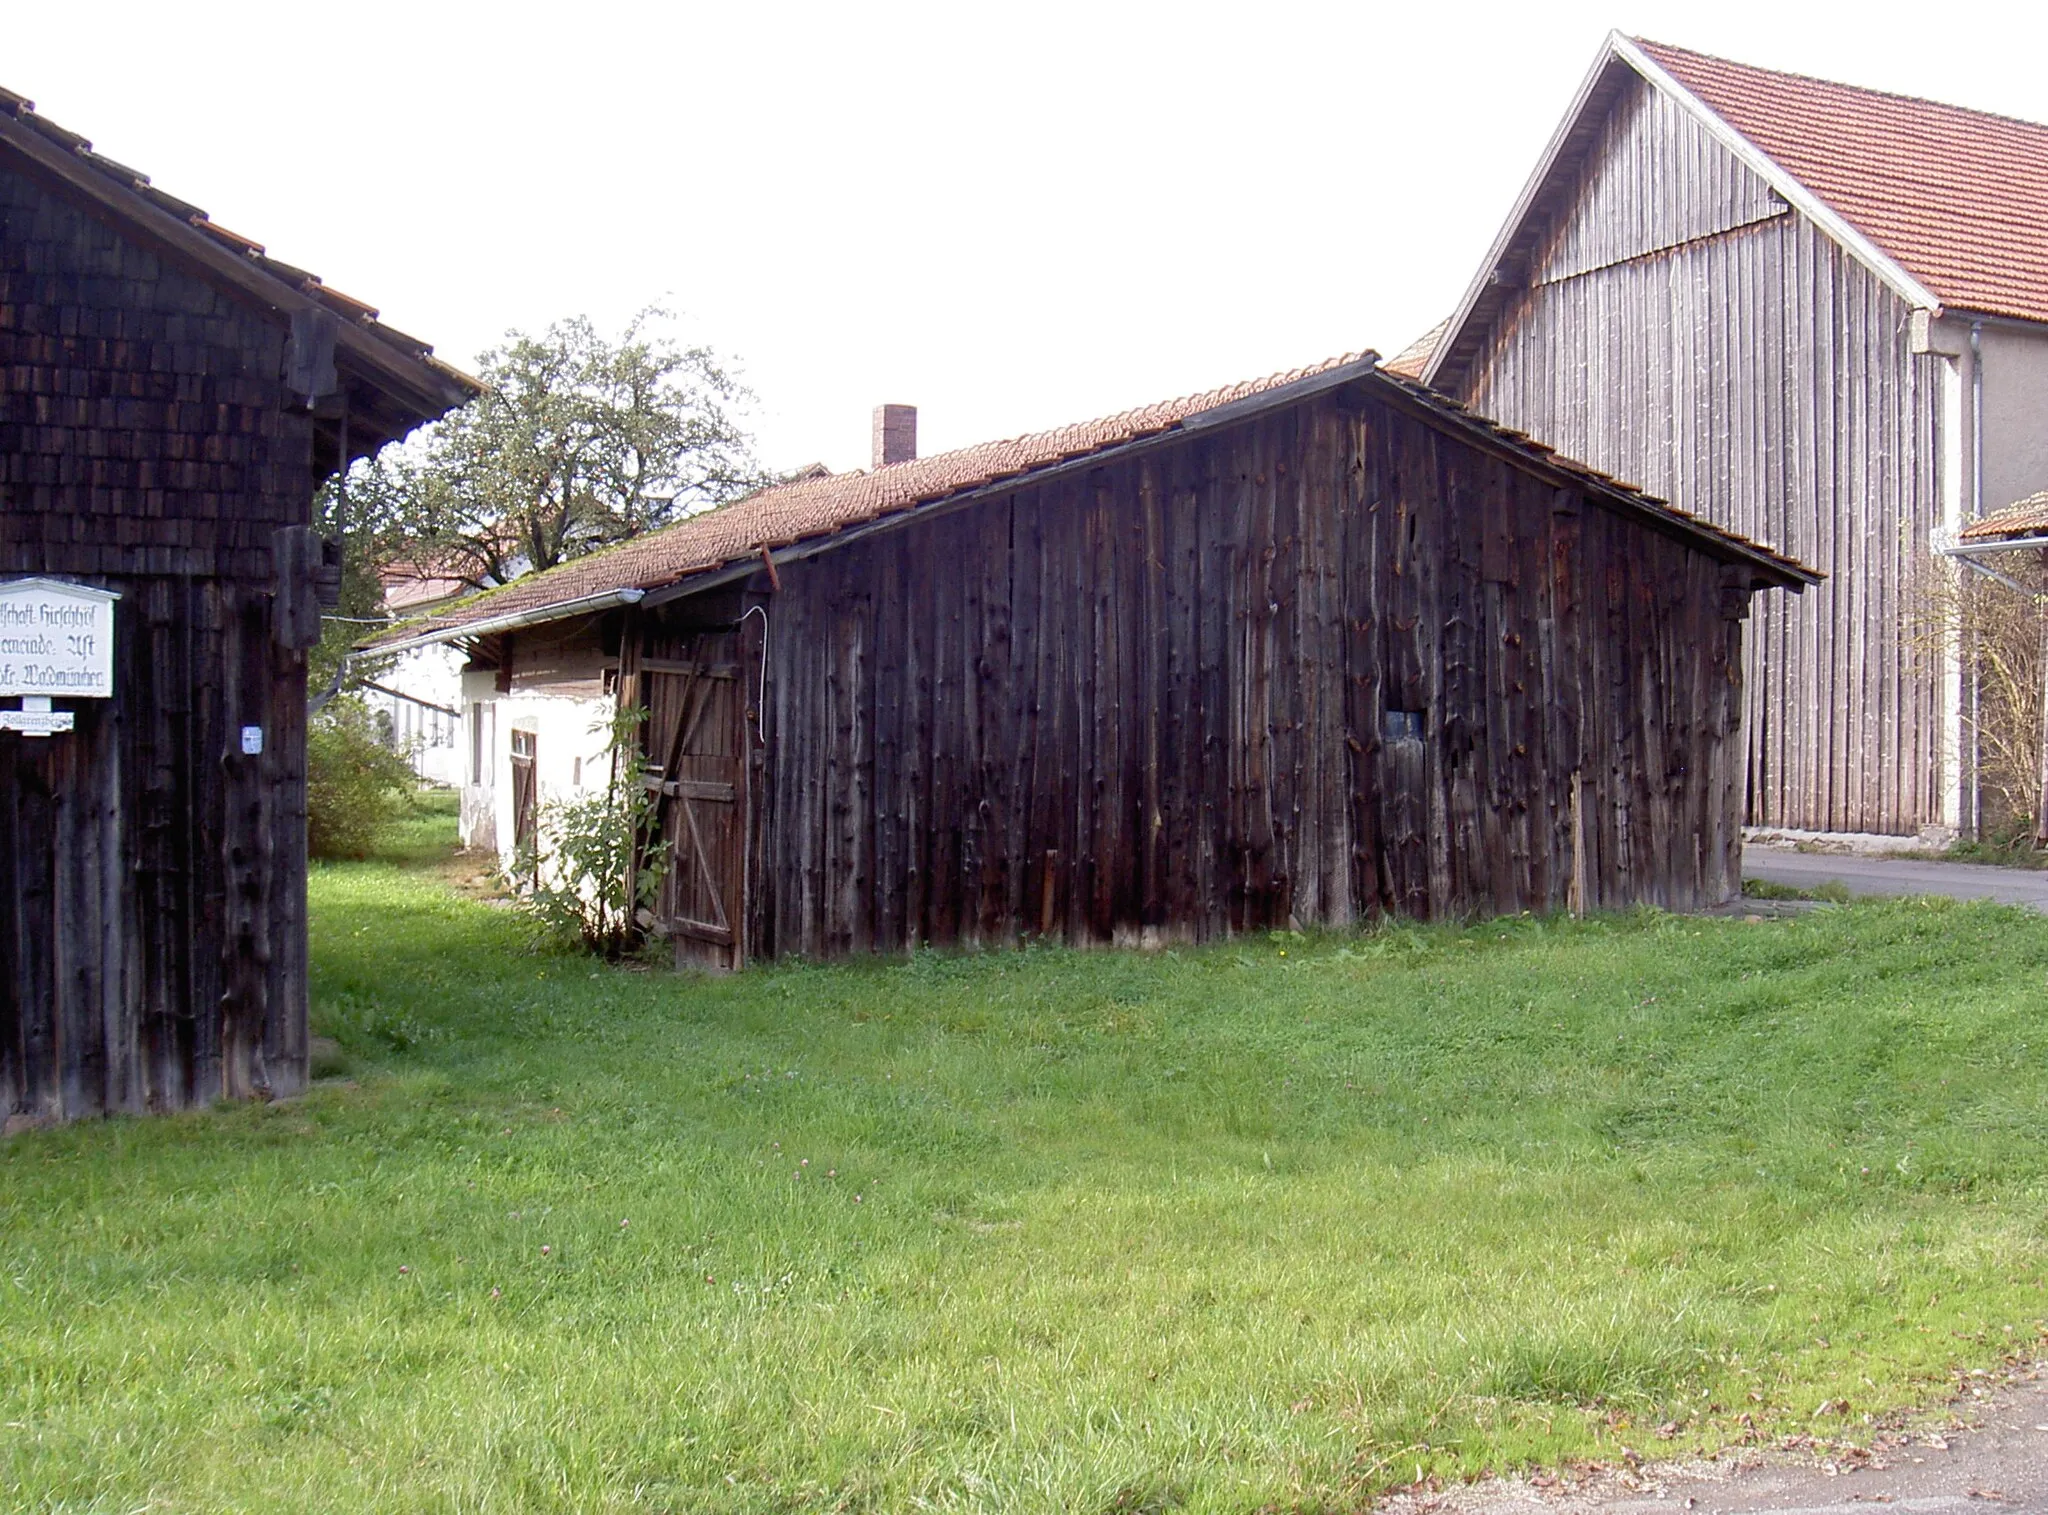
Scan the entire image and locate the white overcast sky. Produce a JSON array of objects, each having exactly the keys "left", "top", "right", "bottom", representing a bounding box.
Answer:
[{"left": 9, "top": 2, "right": 2045, "bottom": 474}]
